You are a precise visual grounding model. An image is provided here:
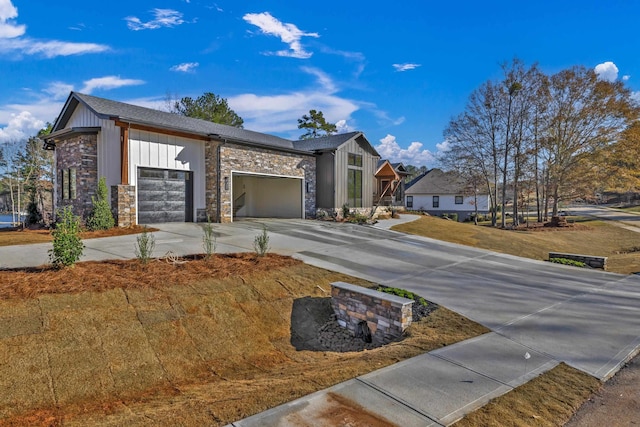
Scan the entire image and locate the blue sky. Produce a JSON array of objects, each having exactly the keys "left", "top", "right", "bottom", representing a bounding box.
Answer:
[{"left": 1, "top": 0, "right": 639, "bottom": 166}]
